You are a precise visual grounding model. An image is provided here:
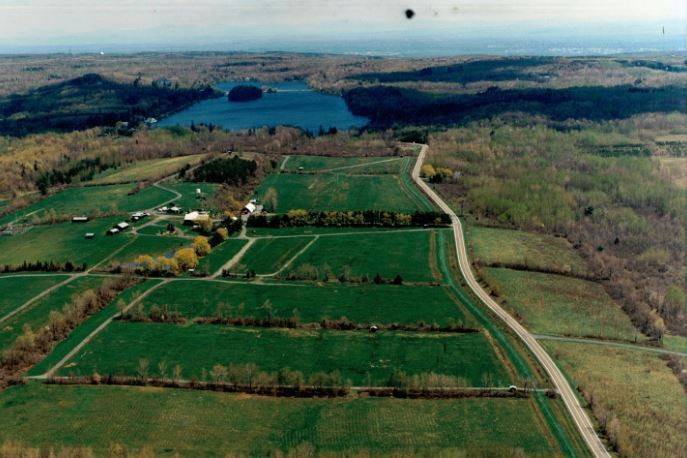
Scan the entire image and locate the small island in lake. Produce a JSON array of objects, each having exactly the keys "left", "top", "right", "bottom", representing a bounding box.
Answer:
[{"left": 227, "top": 85, "right": 263, "bottom": 102}]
